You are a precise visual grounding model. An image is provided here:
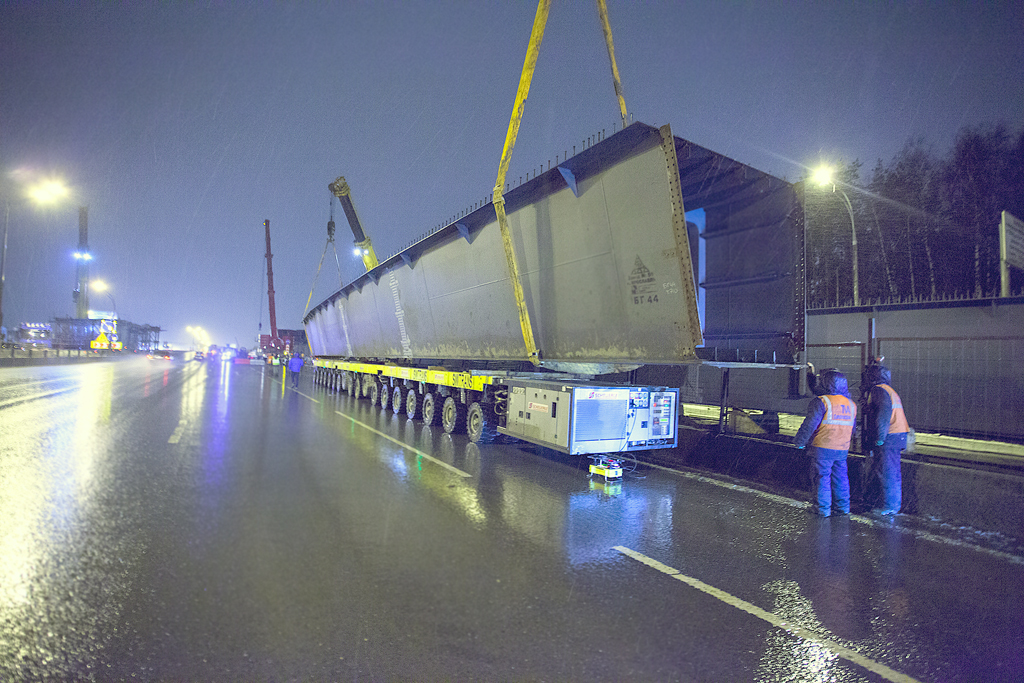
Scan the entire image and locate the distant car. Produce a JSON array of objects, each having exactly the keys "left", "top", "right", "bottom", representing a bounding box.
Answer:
[
  {"left": 147, "top": 350, "right": 173, "bottom": 361},
  {"left": 193, "top": 351, "right": 205, "bottom": 361}
]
